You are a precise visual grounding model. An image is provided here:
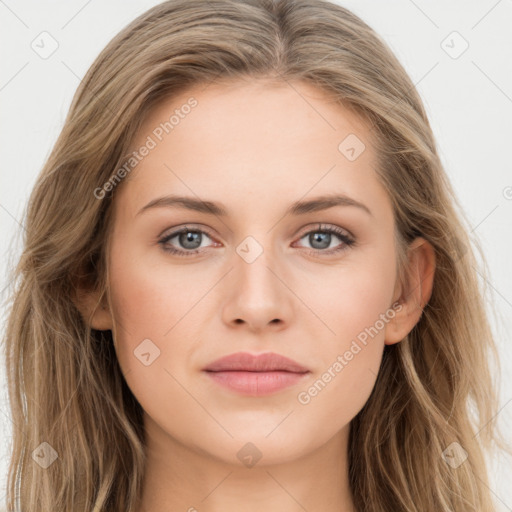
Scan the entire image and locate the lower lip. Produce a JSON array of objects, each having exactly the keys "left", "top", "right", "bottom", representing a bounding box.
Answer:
[{"left": 204, "top": 370, "right": 309, "bottom": 396}]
